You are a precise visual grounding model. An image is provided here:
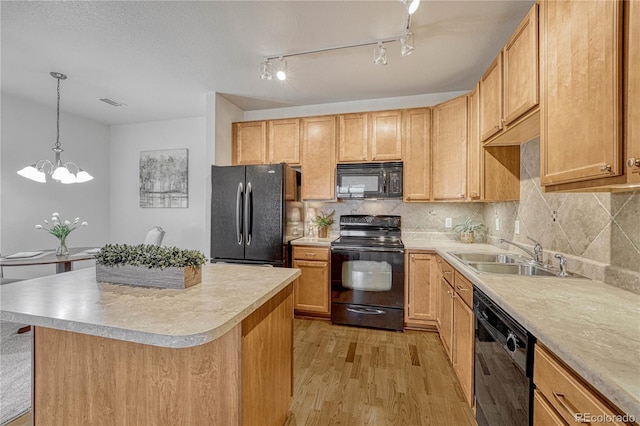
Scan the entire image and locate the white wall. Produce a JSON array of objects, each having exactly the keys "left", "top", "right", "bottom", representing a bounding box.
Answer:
[
  {"left": 1, "top": 93, "right": 111, "bottom": 279},
  {"left": 215, "top": 94, "right": 243, "bottom": 166},
  {"left": 109, "top": 117, "right": 207, "bottom": 253},
  {"left": 242, "top": 91, "right": 468, "bottom": 121}
]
